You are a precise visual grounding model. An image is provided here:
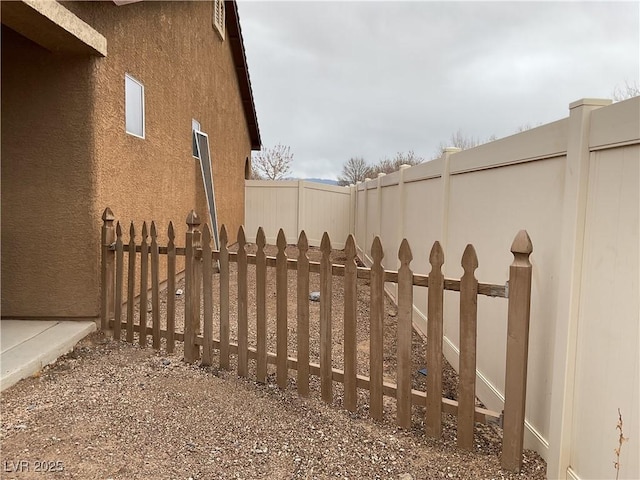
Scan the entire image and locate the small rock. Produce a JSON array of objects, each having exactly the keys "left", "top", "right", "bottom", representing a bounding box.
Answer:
[
  {"left": 388, "top": 309, "right": 397, "bottom": 317},
  {"left": 309, "top": 291, "right": 320, "bottom": 302},
  {"left": 399, "top": 474, "right": 413, "bottom": 480},
  {"left": 161, "top": 358, "right": 171, "bottom": 366},
  {"left": 175, "top": 289, "right": 184, "bottom": 296}
]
